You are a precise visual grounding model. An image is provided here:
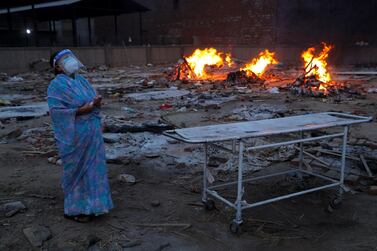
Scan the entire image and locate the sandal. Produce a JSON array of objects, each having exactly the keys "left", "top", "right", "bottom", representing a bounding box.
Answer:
[{"left": 64, "top": 214, "right": 93, "bottom": 223}]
